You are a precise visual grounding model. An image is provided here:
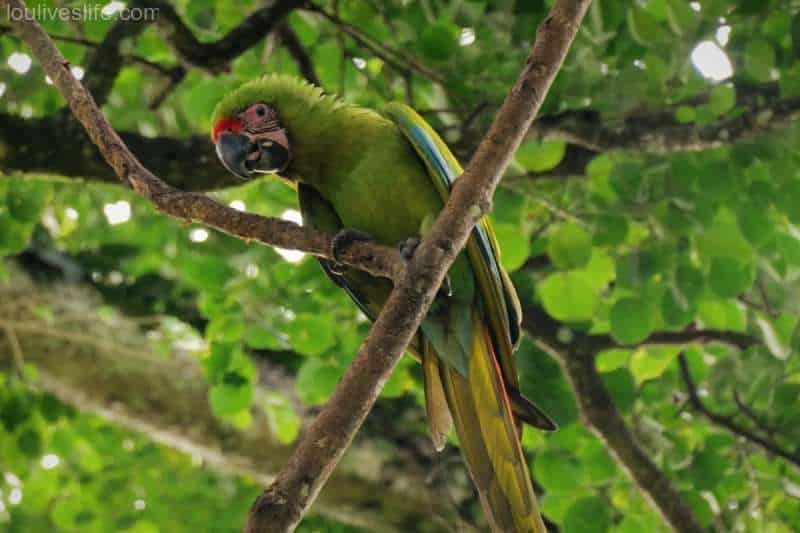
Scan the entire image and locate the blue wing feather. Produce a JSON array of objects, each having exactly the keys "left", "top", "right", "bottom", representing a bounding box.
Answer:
[{"left": 385, "top": 103, "right": 522, "bottom": 361}]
